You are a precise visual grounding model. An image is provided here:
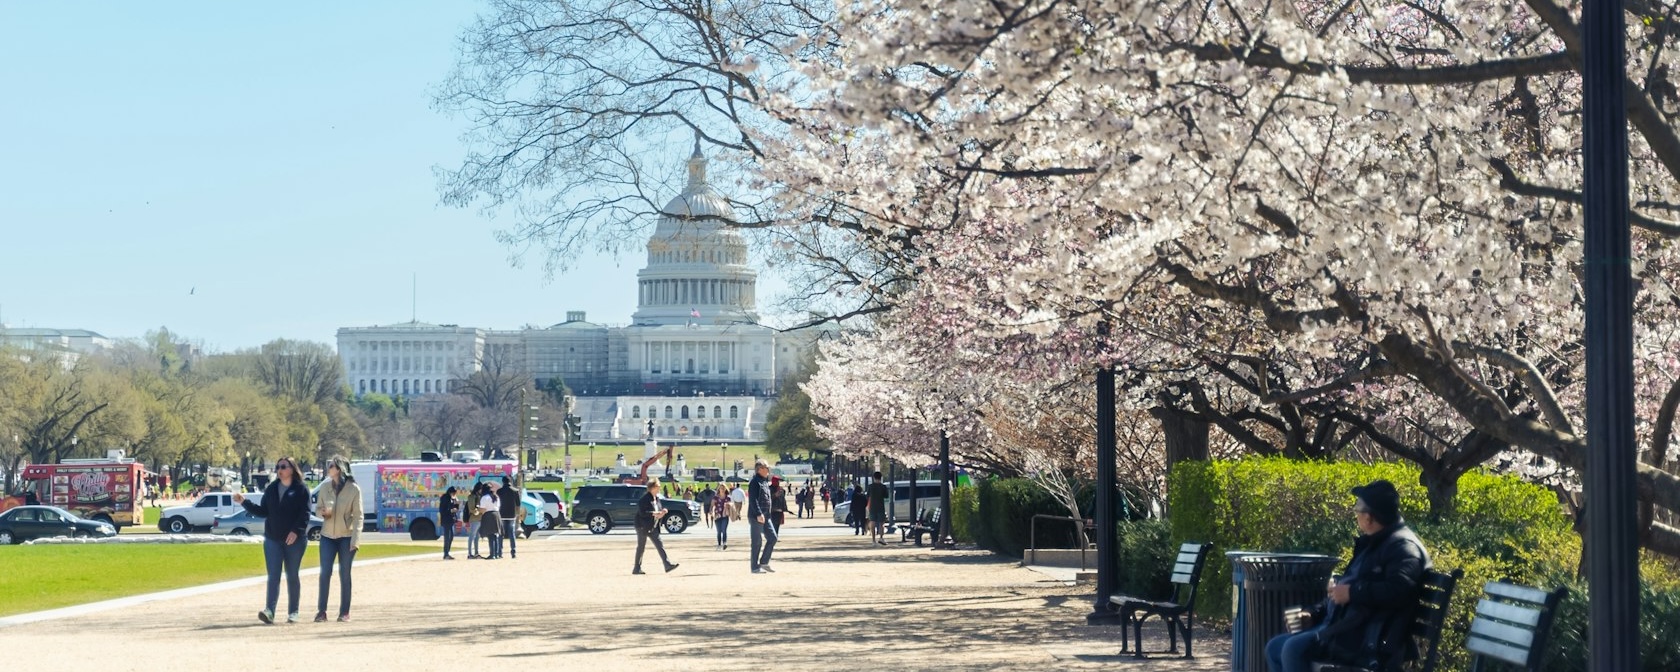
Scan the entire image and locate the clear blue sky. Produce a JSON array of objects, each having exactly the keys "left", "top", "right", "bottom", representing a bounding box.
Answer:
[{"left": 0, "top": 3, "right": 784, "bottom": 352}]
